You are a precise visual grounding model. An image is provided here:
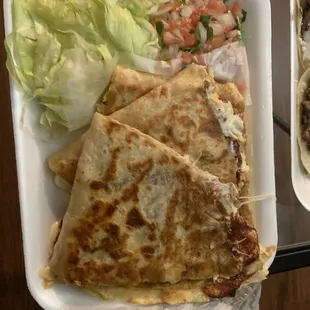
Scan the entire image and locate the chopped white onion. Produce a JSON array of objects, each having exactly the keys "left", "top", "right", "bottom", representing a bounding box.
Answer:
[
  {"left": 168, "top": 44, "right": 179, "bottom": 57},
  {"left": 226, "top": 29, "right": 239, "bottom": 38},
  {"left": 198, "top": 22, "right": 207, "bottom": 43},
  {"left": 147, "top": 4, "right": 161, "bottom": 15},
  {"left": 195, "top": 0, "right": 204, "bottom": 6},
  {"left": 180, "top": 5, "right": 193, "bottom": 18},
  {"left": 161, "top": 20, "right": 169, "bottom": 30},
  {"left": 151, "top": 6, "right": 172, "bottom": 16},
  {"left": 209, "top": 22, "right": 225, "bottom": 36},
  {"left": 171, "top": 11, "right": 180, "bottom": 20},
  {"left": 177, "top": 51, "right": 183, "bottom": 58},
  {"left": 224, "top": 0, "right": 236, "bottom": 6},
  {"left": 213, "top": 12, "right": 235, "bottom": 30},
  {"left": 172, "top": 28, "right": 184, "bottom": 40}
]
